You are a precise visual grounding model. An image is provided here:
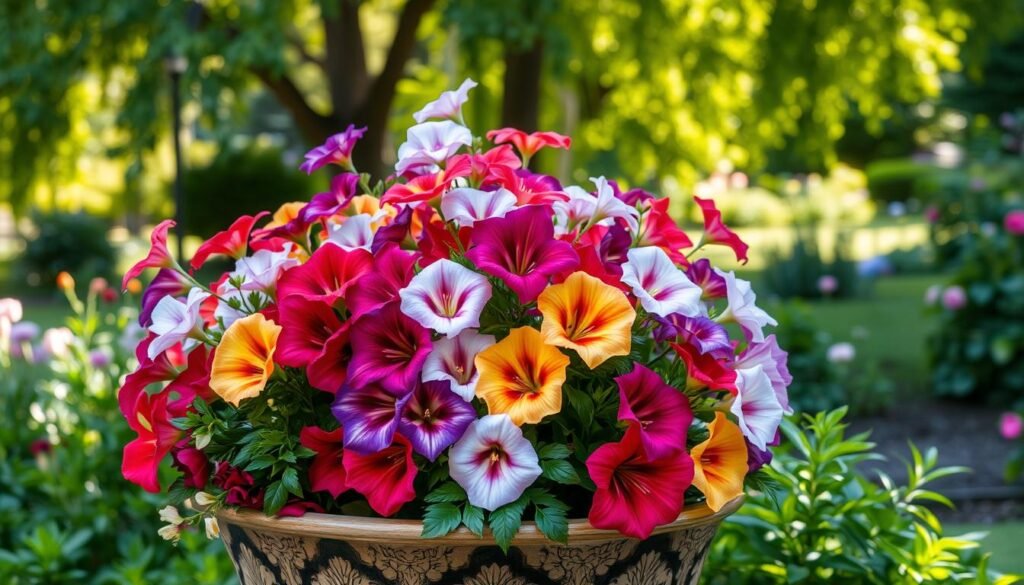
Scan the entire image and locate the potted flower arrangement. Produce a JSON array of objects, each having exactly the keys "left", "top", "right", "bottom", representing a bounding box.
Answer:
[{"left": 119, "top": 80, "right": 791, "bottom": 585}]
